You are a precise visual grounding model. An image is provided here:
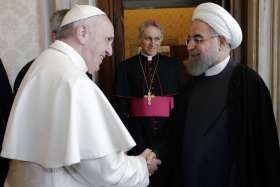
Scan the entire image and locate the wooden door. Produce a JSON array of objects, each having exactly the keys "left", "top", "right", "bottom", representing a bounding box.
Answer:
[{"left": 96, "top": 0, "right": 124, "bottom": 97}]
